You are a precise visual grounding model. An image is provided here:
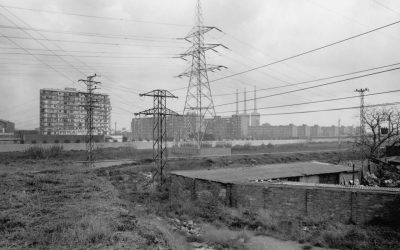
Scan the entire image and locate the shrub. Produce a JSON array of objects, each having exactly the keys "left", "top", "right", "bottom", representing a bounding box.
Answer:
[{"left": 24, "top": 145, "right": 63, "bottom": 159}]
